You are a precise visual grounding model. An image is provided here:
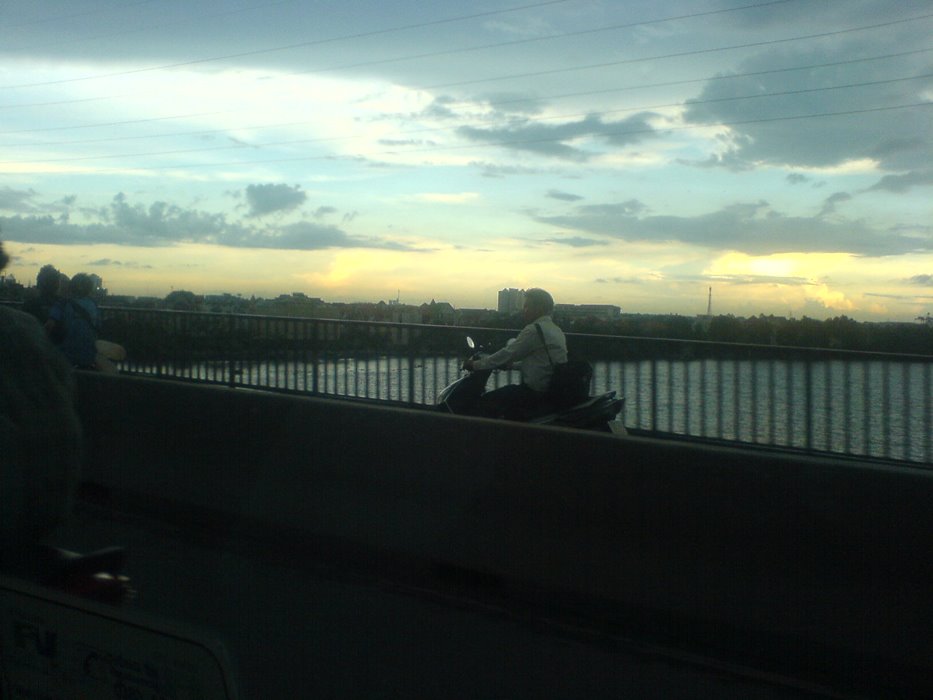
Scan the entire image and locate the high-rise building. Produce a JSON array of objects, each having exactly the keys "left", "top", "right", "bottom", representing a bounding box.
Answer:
[{"left": 497, "top": 288, "right": 524, "bottom": 314}]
